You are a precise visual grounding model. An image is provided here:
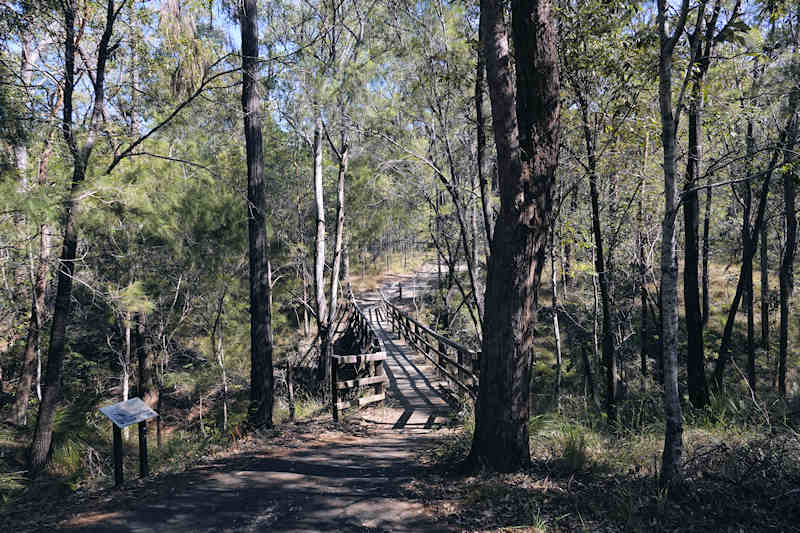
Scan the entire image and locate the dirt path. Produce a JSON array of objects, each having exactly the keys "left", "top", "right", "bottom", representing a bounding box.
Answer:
[{"left": 54, "top": 271, "right": 457, "bottom": 533}]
